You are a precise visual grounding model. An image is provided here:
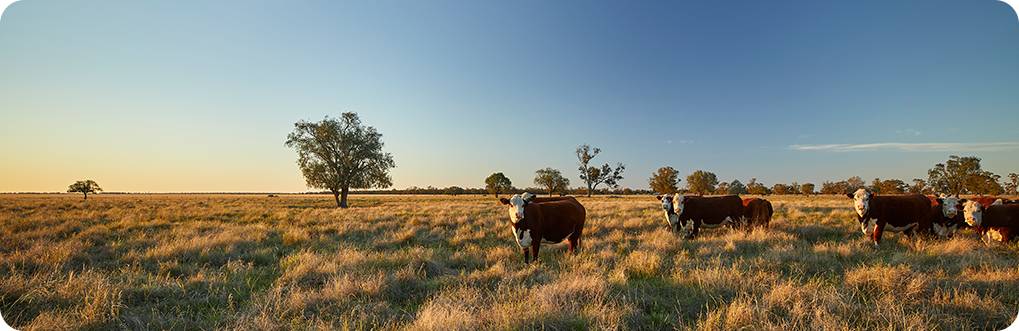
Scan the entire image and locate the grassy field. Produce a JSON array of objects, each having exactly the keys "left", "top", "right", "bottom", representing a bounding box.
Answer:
[{"left": 1, "top": 194, "right": 1017, "bottom": 330}]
